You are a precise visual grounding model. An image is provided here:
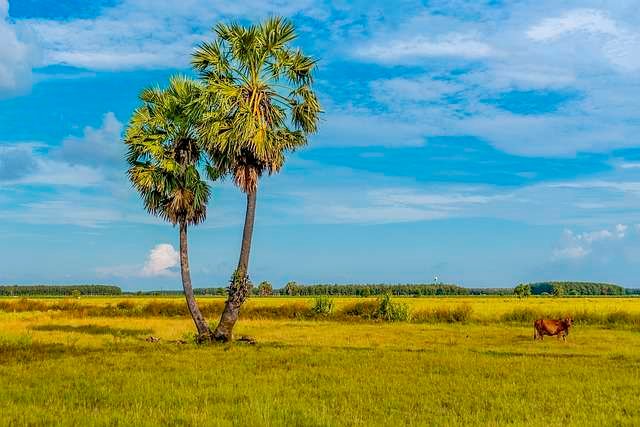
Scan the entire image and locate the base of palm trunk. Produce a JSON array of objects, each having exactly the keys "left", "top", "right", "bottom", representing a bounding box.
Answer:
[
  {"left": 195, "top": 330, "right": 214, "bottom": 344},
  {"left": 212, "top": 302, "right": 241, "bottom": 342},
  {"left": 212, "top": 271, "right": 251, "bottom": 342}
]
